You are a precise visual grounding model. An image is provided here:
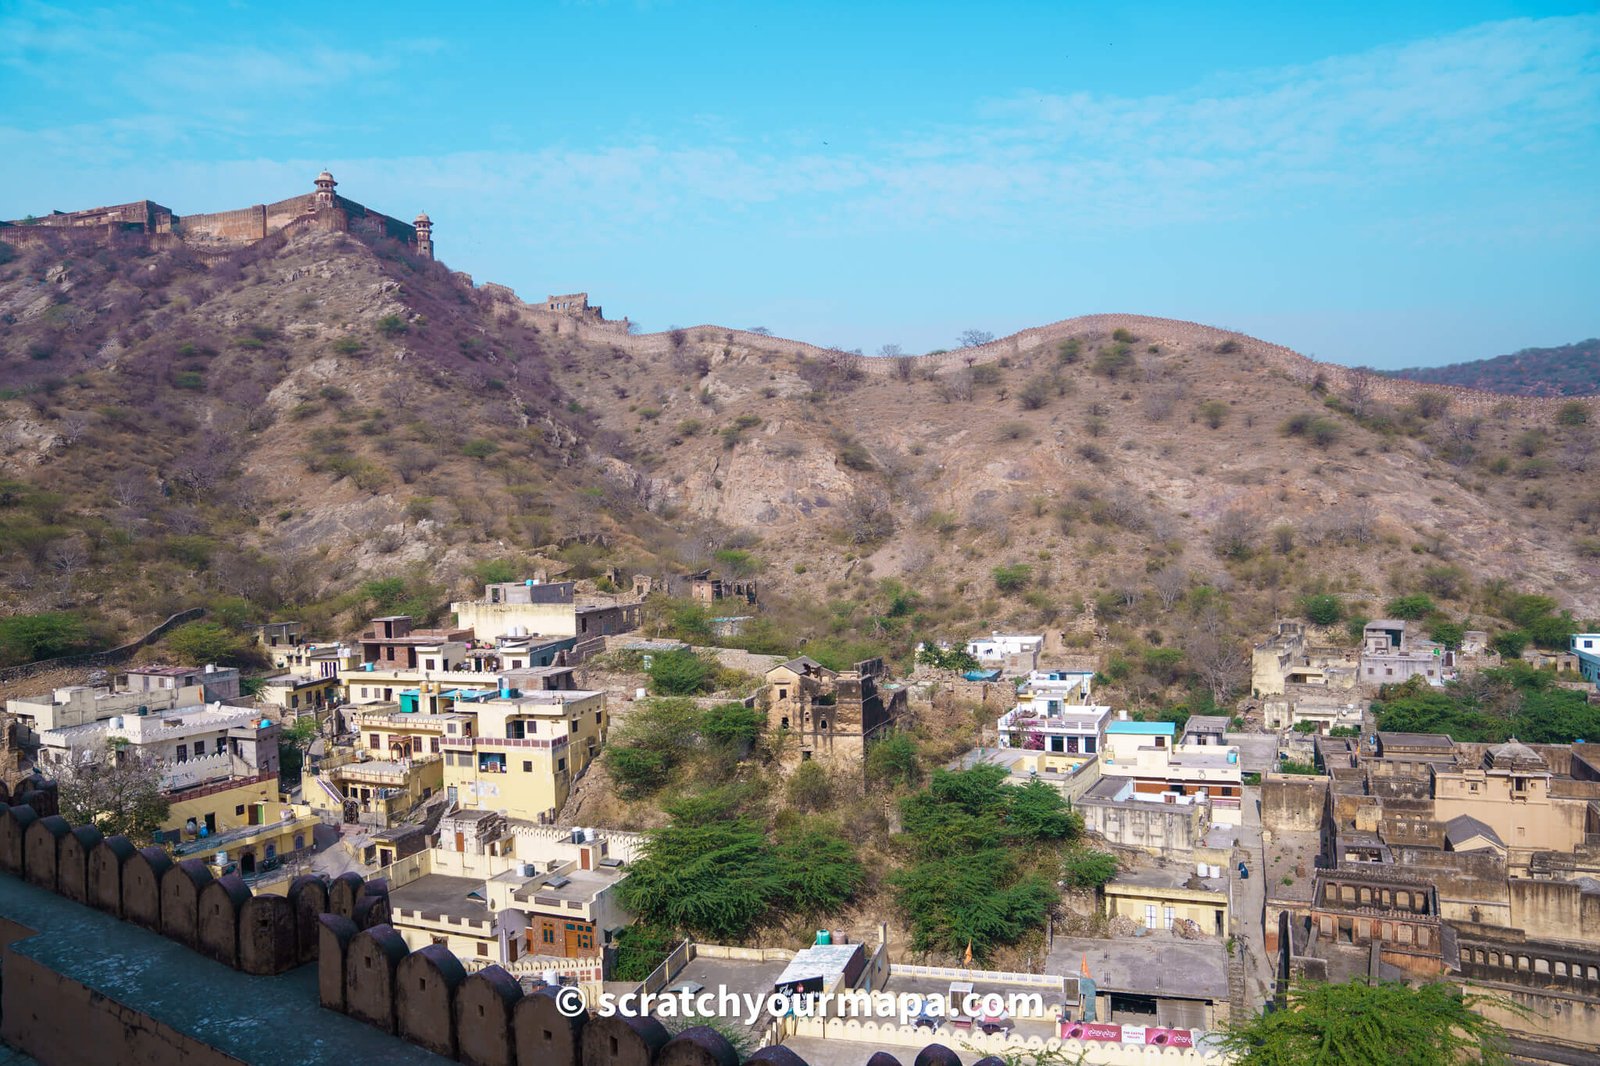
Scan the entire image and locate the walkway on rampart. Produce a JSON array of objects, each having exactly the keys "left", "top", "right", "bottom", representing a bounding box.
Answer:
[{"left": 0, "top": 873, "right": 449, "bottom": 1064}]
